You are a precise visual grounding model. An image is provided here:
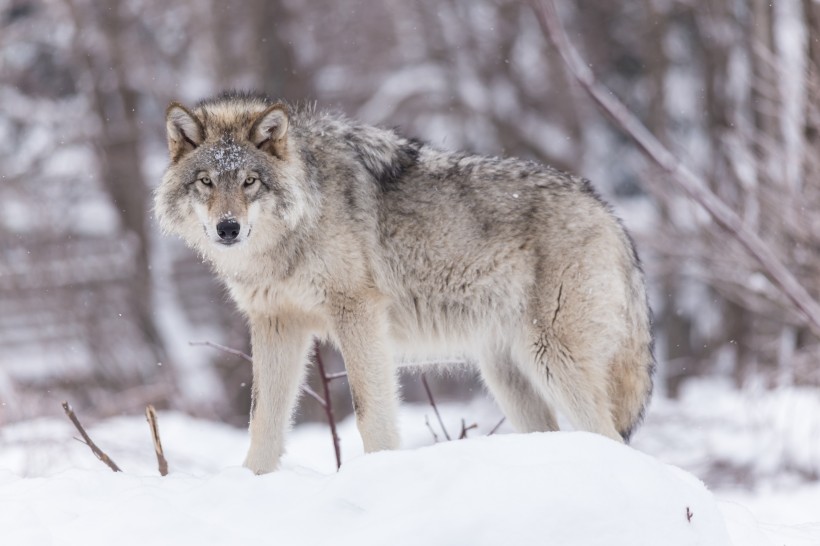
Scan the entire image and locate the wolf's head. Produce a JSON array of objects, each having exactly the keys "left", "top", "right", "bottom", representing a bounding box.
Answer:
[{"left": 155, "top": 92, "right": 309, "bottom": 256}]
